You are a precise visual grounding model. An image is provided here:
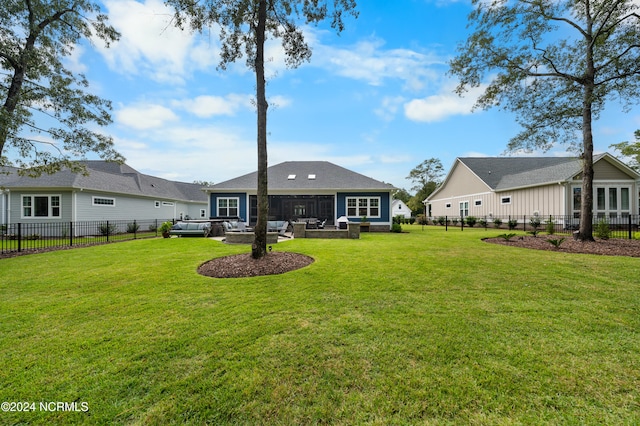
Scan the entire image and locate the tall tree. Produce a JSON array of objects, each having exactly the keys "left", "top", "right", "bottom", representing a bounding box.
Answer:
[
  {"left": 167, "top": 0, "right": 357, "bottom": 258},
  {"left": 450, "top": 0, "right": 640, "bottom": 241},
  {"left": 406, "top": 158, "right": 444, "bottom": 215},
  {"left": 610, "top": 130, "right": 640, "bottom": 171},
  {"left": 0, "top": 0, "right": 123, "bottom": 176}
]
